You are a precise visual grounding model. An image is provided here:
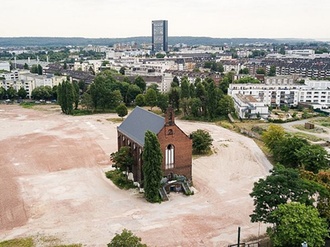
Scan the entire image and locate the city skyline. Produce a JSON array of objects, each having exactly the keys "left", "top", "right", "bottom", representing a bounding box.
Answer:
[{"left": 1, "top": 0, "right": 330, "bottom": 40}]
